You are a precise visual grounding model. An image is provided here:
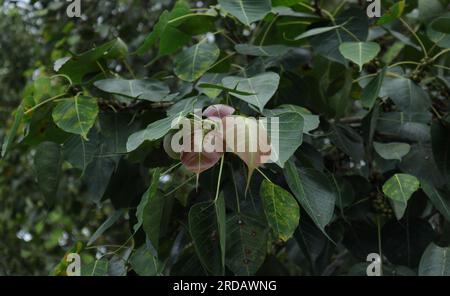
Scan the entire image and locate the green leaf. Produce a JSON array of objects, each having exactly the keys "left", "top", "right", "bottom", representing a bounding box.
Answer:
[
  {"left": 218, "top": 0, "right": 271, "bottom": 26},
  {"left": 134, "top": 169, "right": 161, "bottom": 233},
  {"left": 225, "top": 213, "right": 268, "bottom": 275},
  {"left": 431, "top": 16, "right": 450, "bottom": 34},
  {"left": 196, "top": 83, "right": 257, "bottom": 96},
  {"left": 174, "top": 42, "right": 220, "bottom": 82},
  {"left": 83, "top": 157, "right": 115, "bottom": 204},
  {"left": 196, "top": 73, "right": 227, "bottom": 98},
  {"left": 57, "top": 38, "right": 128, "bottom": 84},
  {"left": 130, "top": 245, "right": 160, "bottom": 276},
  {"left": 374, "top": 142, "right": 411, "bottom": 161},
  {"left": 310, "top": 8, "right": 369, "bottom": 65},
  {"left": 419, "top": 243, "right": 450, "bottom": 276},
  {"left": 264, "top": 112, "right": 304, "bottom": 168},
  {"left": 330, "top": 124, "right": 364, "bottom": 162},
  {"left": 52, "top": 96, "right": 99, "bottom": 140},
  {"left": 88, "top": 209, "right": 124, "bottom": 246},
  {"left": 81, "top": 259, "right": 109, "bottom": 276},
  {"left": 339, "top": 42, "right": 381, "bottom": 71},
  {"left": 431, "top": 121, "right": 450, "bottom": 181},
  {"left": 380, "top": 77, "right": 431, "bottom": 113},
  {"left": 382, "top": 174, "right": 420, "bottom": 220},
  {"left": 142, "top": 181, "right": 165, "bottom": 251},
  {"left": 377, "top": 1, "right": 405, "bottom": 25},
  {"left": 427, "top": 13, "right": 450, "bottom": 48},
  {"left": 418, "top": 0, "right": 444, "bottom": 21},
  {"left": 126, "top": 112, "right": 186, "bottom": 152},
  {"left": 361, "top": 68, "right": 385, "bottom": 109},
  {"left": 421, "top": 182, "right": 450, "bottom": 222},
  {"left": 260, "top": 180, "right": 300, "bottom": 241},
  {"left": 94, "top": 79, "right": 170, "bottom": 102},
  {"left": 264, "top": 105, "right": 320, "bottom": 134},
  {"left": 283, "top": 160, "right": 336, "bottom": 238},
  {"left": 216, "top": 195, "right": 226, "bottom": 271},
  {"left": 222, "top": 72, "right": 280, "bottom": 112},
  {"left": 63, "top": 133, "right": 100, "bottom": 172},
  {"left": 136, "top": 1, "right": 190, "bottom": 56},
  {"left": 235, "top": 44, "right": 291, "bottom": 56},
  {"left": 1, "top": 104, "right": 24, "bottom": 158},
  {"left": 34, "top": 142, "right": 63, "bottom": 205},
  {"left": 189, "top": 200, "right": 224, "bottom": 275},
  {"left": 294, "top": 24, "right": 344, "bottom": 41}
]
